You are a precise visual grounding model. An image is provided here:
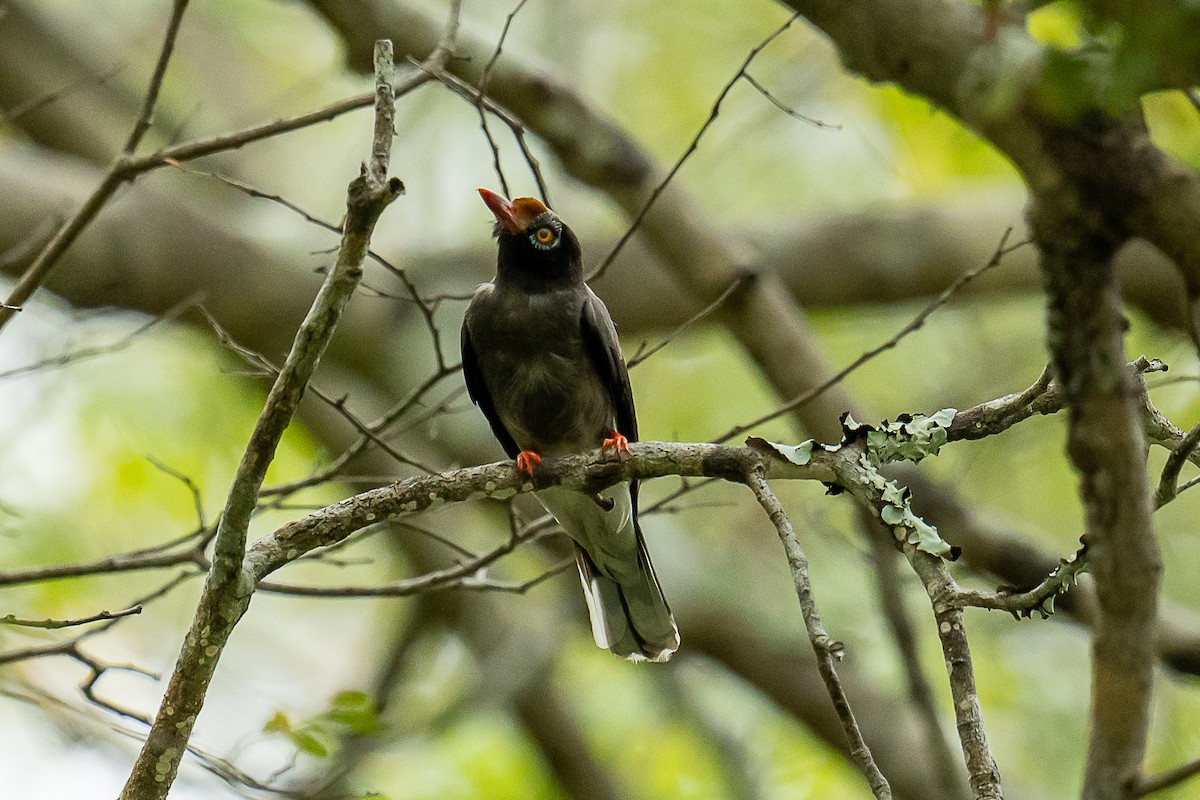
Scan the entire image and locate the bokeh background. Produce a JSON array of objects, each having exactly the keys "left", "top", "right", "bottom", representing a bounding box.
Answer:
[{"left": 2, "top": 1, "right": 1199, "bottom": 798}]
